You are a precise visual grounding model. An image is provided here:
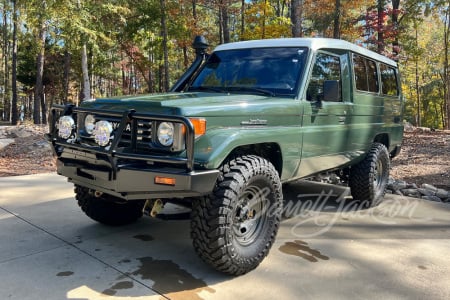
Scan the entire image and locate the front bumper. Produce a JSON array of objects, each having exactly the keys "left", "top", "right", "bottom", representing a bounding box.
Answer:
[
  {"left": 48, "top": 105, "right": 219, "bottom": 200},
  {"left": 57, "top": 160, "right": 219, "bottom": 200}
]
